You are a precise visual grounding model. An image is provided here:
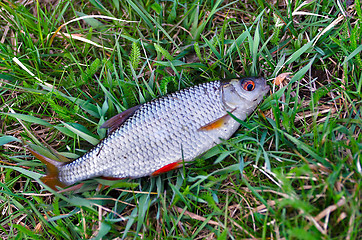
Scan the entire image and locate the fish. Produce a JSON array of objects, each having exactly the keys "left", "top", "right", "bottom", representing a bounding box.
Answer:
[{"left": 28, "top": 77, "right": 269, "bottom": 190}]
